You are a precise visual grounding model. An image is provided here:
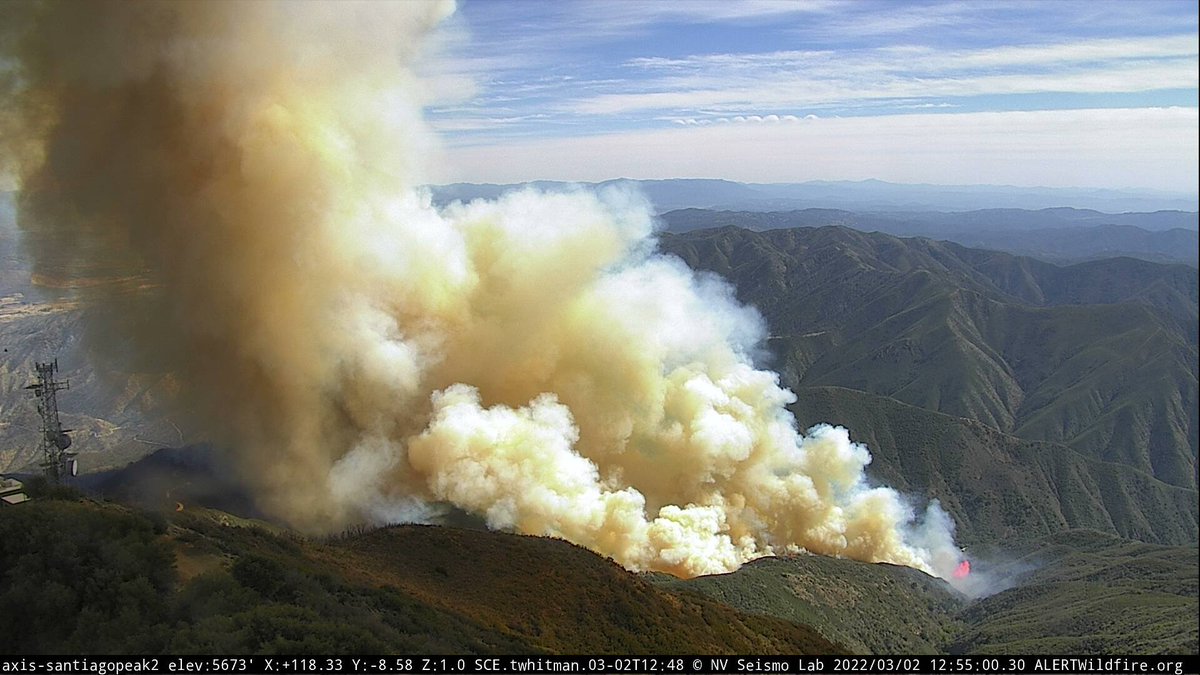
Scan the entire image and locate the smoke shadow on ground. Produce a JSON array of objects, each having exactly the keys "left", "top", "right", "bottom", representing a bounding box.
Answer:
[
  {"left": 68, "top": 443, "right": 491, "bottom": 533},
  {"left": 72, "top": 444, "right": 264, "bottom": 520}
]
